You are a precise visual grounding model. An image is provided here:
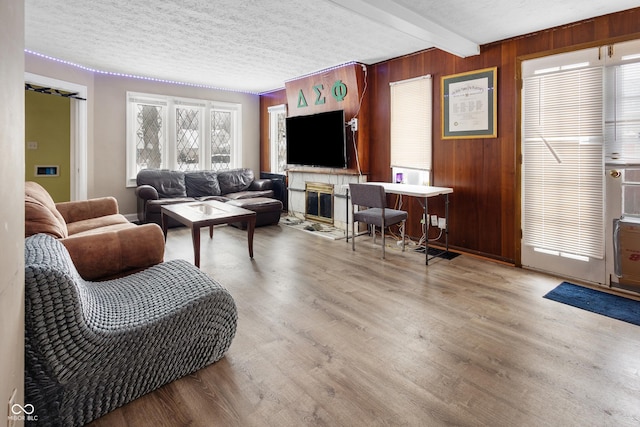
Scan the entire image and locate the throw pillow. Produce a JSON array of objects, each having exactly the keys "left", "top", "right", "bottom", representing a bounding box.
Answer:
[
  {"left": 137, "top": 169, "right": 187, "bottom": 198},
  {"left": 185, "top": 171, "right": 221, "bottom": 197},
  {"left": 217, "top": 168, "right": 254, "bottom": 194}
]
